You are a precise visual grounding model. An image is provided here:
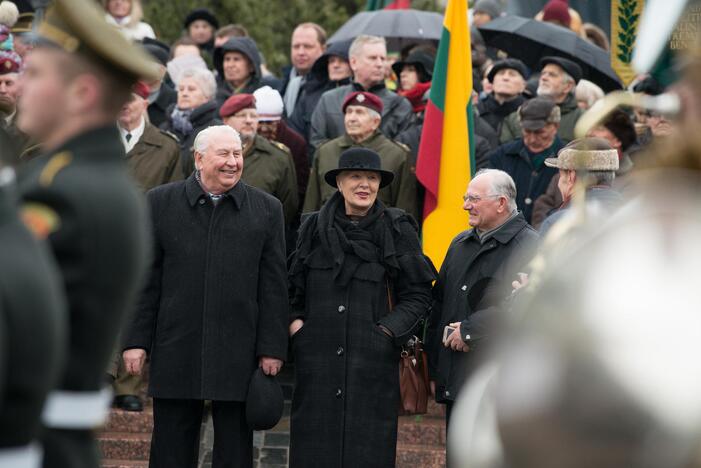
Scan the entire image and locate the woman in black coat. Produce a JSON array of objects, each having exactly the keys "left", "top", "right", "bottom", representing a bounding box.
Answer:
[
  {"left": 287, "top": 148, "right": 436, "bottom": 468},
  {"left": 161, "top": 67, "right": 222, "bottom": 177}
]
